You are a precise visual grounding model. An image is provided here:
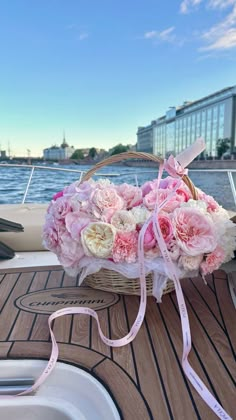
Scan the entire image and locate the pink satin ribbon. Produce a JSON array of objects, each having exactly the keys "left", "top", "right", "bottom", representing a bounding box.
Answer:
[{"left": 0, "top": 139, "right": 232, "bottom": 419}]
